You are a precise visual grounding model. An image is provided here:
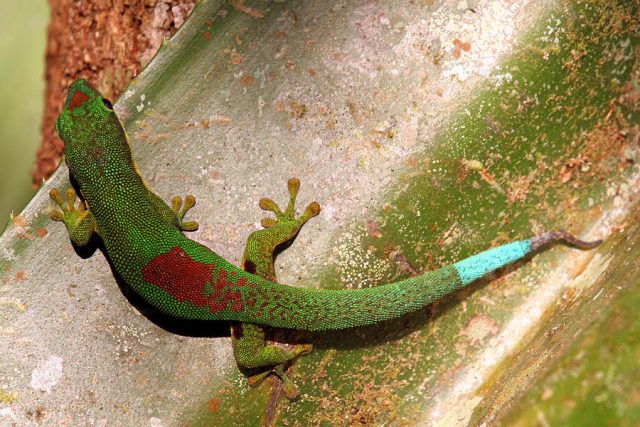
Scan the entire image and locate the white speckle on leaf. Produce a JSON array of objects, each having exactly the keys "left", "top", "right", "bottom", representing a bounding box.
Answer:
[
  {"left": 137, "top": 94, "right": 146, "bottom": 112},
  {"left": 460, "top": 314, "right": 499, "bottom": 345},
  {"left": 149, "top": 417, "right": 164, "bottom": 427},
  {"left": 2, "top": 248, "right": 16, "bottom": 261},
  {"left": 433, "top": 394, "right": 483, "bottom": 427},
  {"left": 592, "top": 288, "right": 605, "bottom": 301},
  {"left": 444, "top": 64, "right": 468, "bottom": 81},
  {"left": 0, "top": 408, "right": 16, "bottom": 419},
  {"left": 121, "top": 89, "right": 135, "bottom": 102},
  {"left": 30, "top": 355, "right": 63, "bottom": 393},
  {"left": 493, "top": 72, "right": 513, "bottom": 87}
]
